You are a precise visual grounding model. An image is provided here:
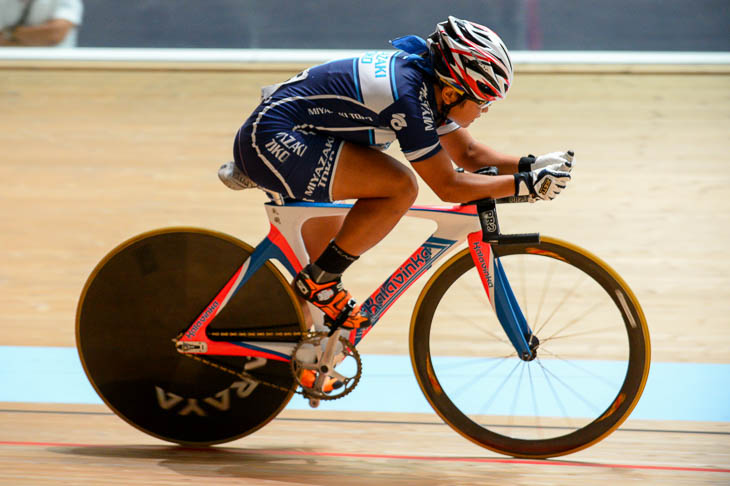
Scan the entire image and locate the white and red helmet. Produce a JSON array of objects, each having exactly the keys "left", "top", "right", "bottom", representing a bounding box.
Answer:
[{"left": 428, "top": 16, "right": 514, "bottom": 102}]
